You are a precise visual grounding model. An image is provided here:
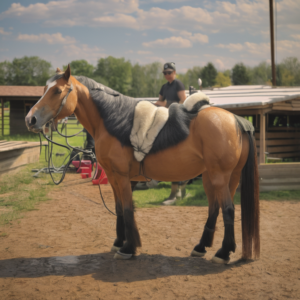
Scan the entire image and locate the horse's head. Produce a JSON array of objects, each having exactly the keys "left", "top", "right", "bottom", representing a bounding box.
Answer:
[{"left": 25, "top": 65, "right": 77, "bottom": 133}]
